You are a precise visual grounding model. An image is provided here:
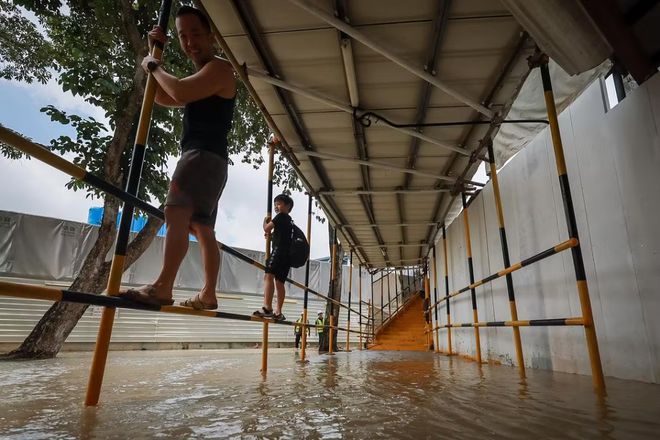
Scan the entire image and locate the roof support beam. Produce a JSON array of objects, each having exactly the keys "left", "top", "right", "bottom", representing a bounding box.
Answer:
[
  {"left": 339, "top": 222, "right": 440, "bottom": 228},
  {"left": 288, "top": 0, "right": 494, "bottom": 117},
  {"left": 356, "top": 243, "right": 429, "bottom": 249},
  {"left": 297, "top": 150, "right": 485, "bottom": 186},
  {"left": 320, "top": 188, "right": 452, "bottom": 196},
  {"left": 244, "top": 66, "right": 468, "bottom": 155}
]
